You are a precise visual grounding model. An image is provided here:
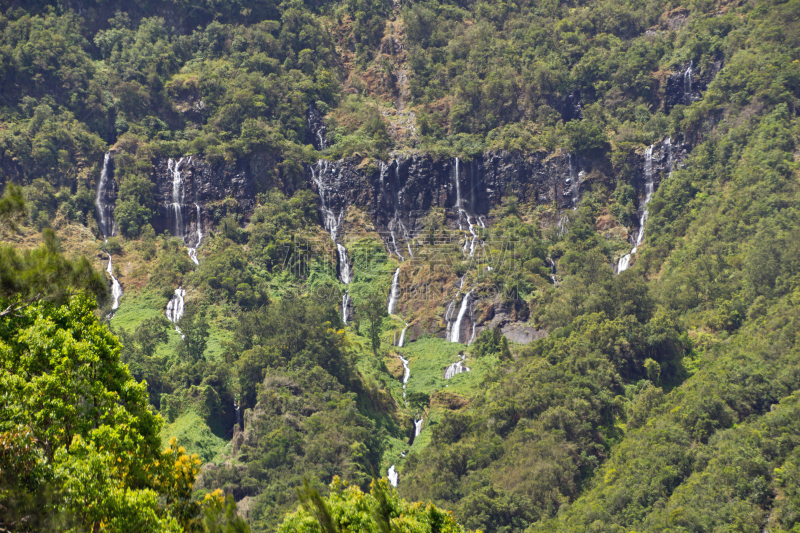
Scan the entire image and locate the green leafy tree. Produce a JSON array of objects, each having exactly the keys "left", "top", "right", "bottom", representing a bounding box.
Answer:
[
  {"left": 0, "top": 295, "right": 198, "bottom": 531},
  {"left": 358, "top": 290, "right": 387, "bottom": 356},
  {"left": 278, "top": 477, "right": 477, "bottom": 532}
]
